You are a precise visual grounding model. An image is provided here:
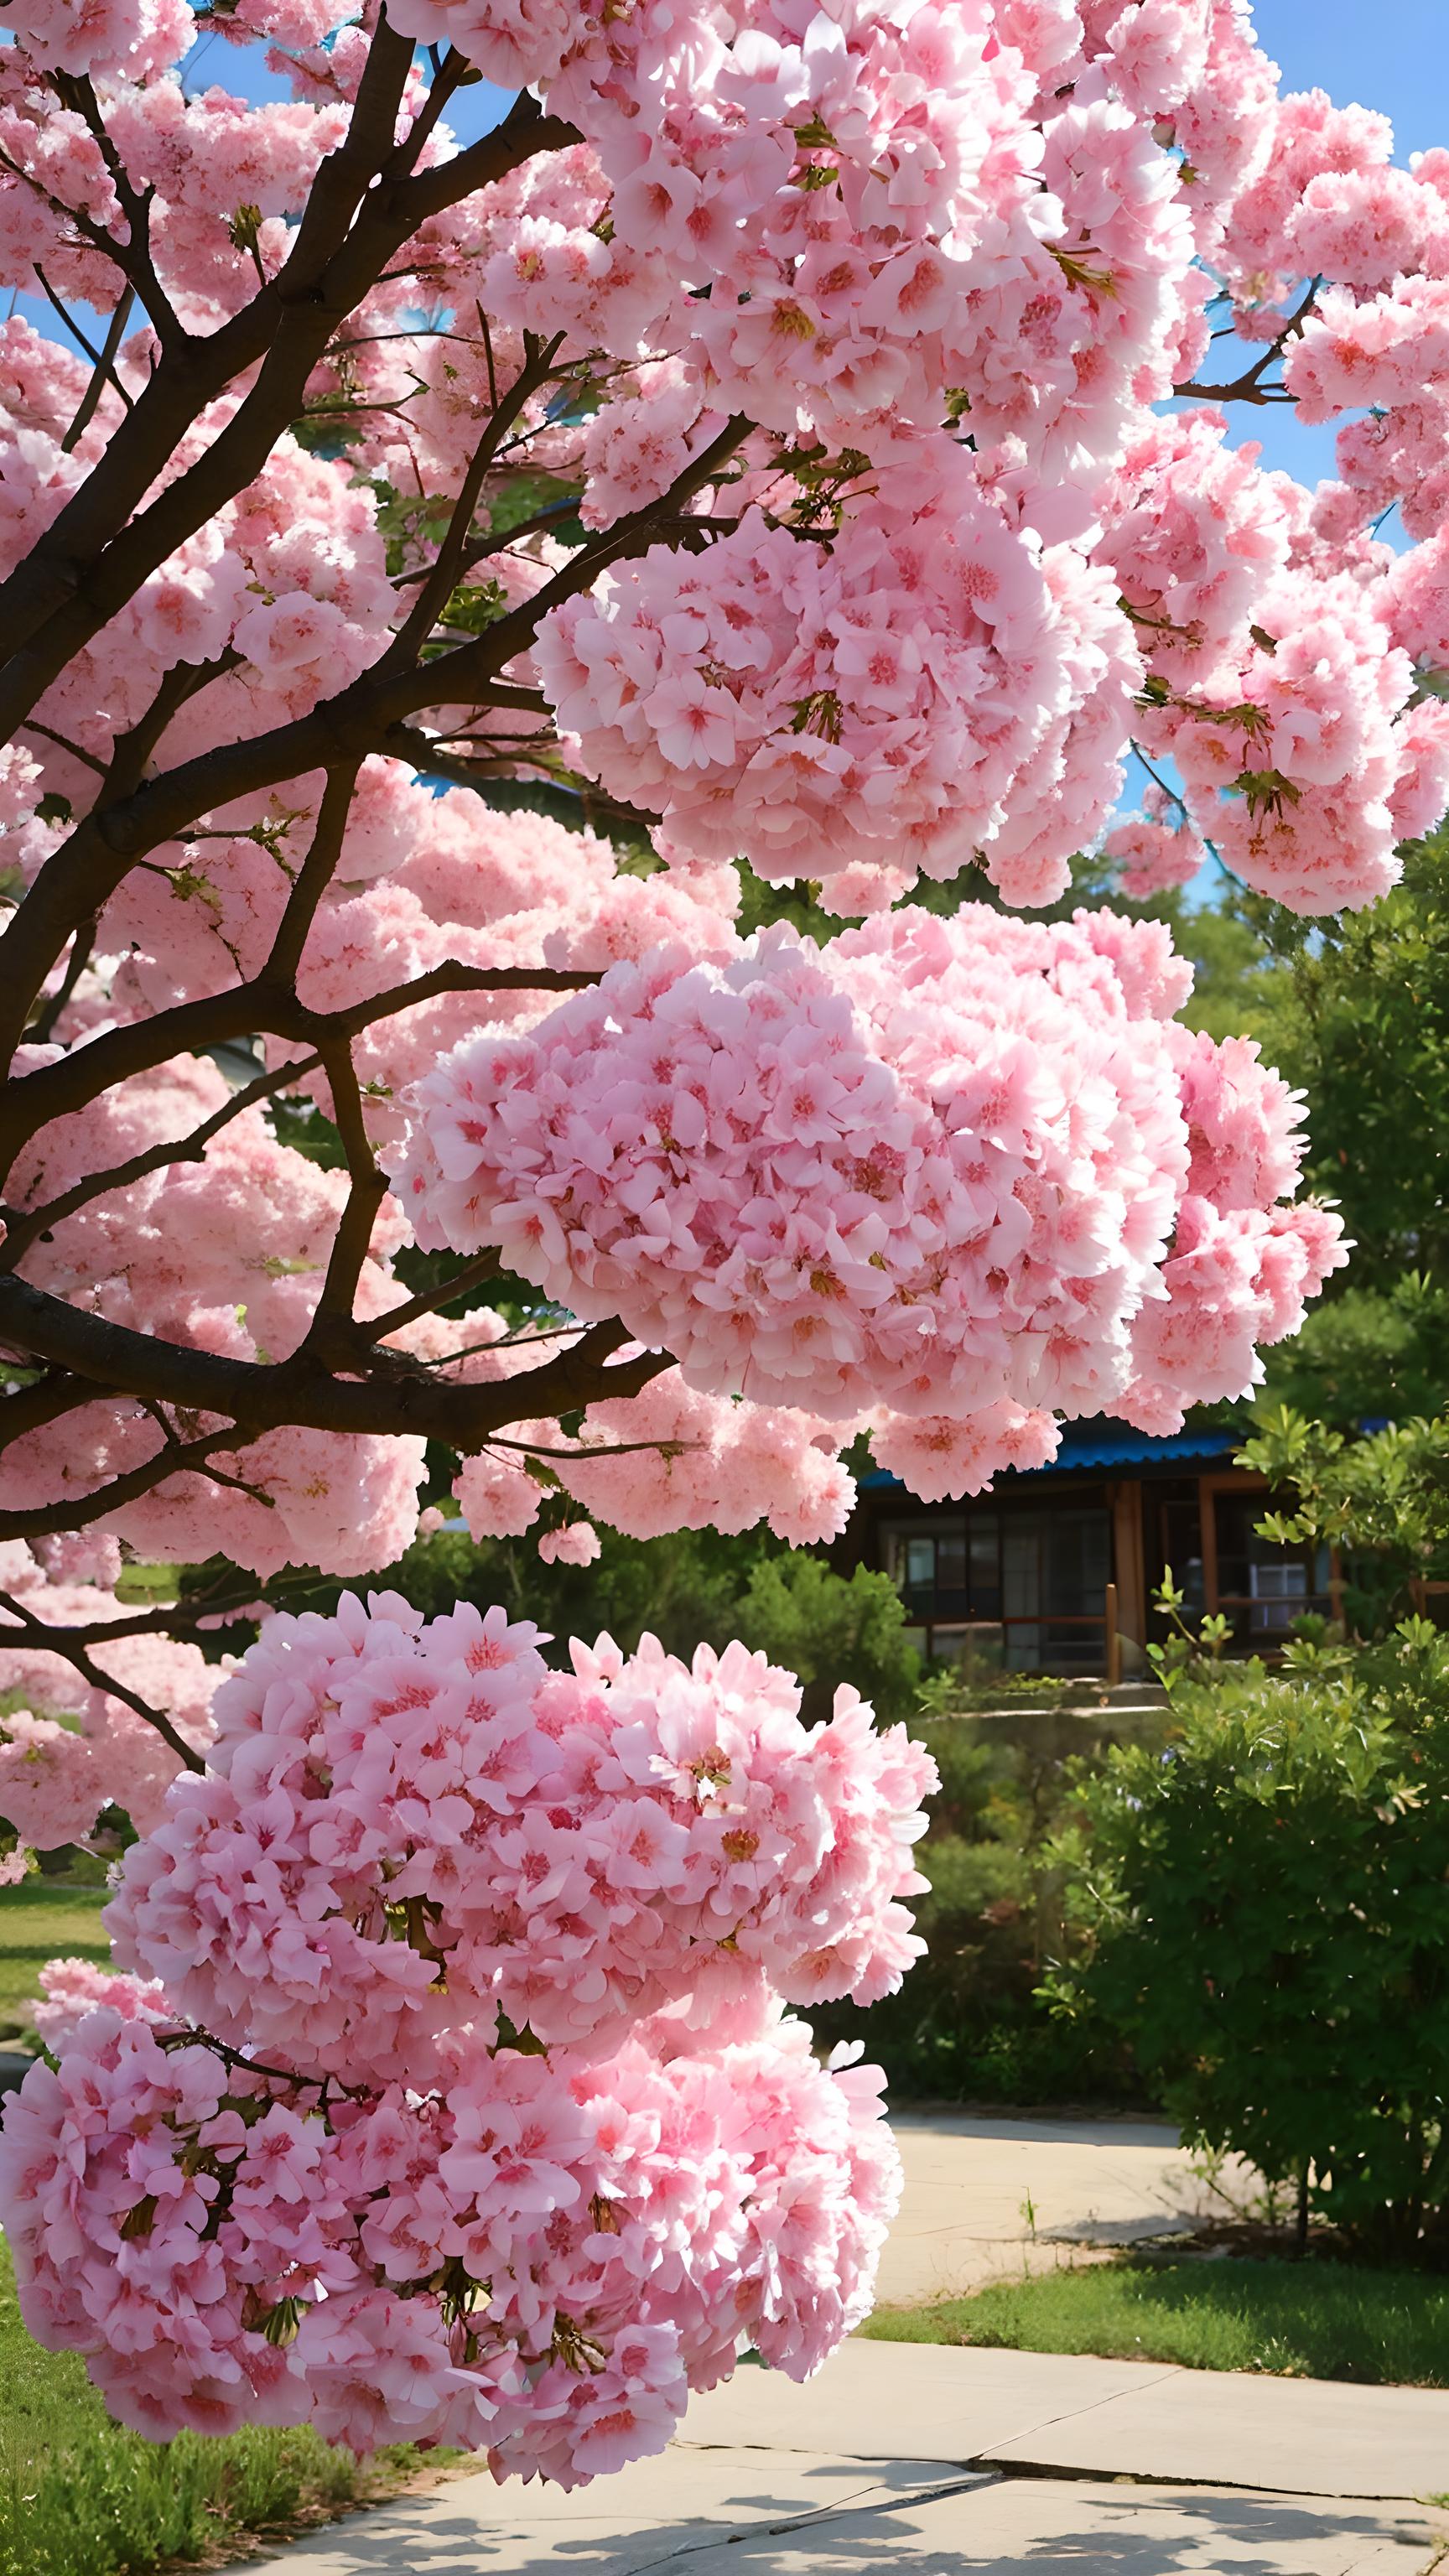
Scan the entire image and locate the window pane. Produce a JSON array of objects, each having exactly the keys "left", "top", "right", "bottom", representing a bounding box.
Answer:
[
  {"left": 1160, "top": 1499, "right": 1205, "bottom": 1610},
  {"left": 936, "top": 1531, "right": 967, "bottom": 1592},
  {"left": 1042, "top": 1508, "right": 1110, "bottom": 1616},
  {"left": 904, "top": 1537, "right": 935, "bottom": 1592},
  {"left": 969, "top": 1514, "right": 1001, "bottom": 1619}
]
